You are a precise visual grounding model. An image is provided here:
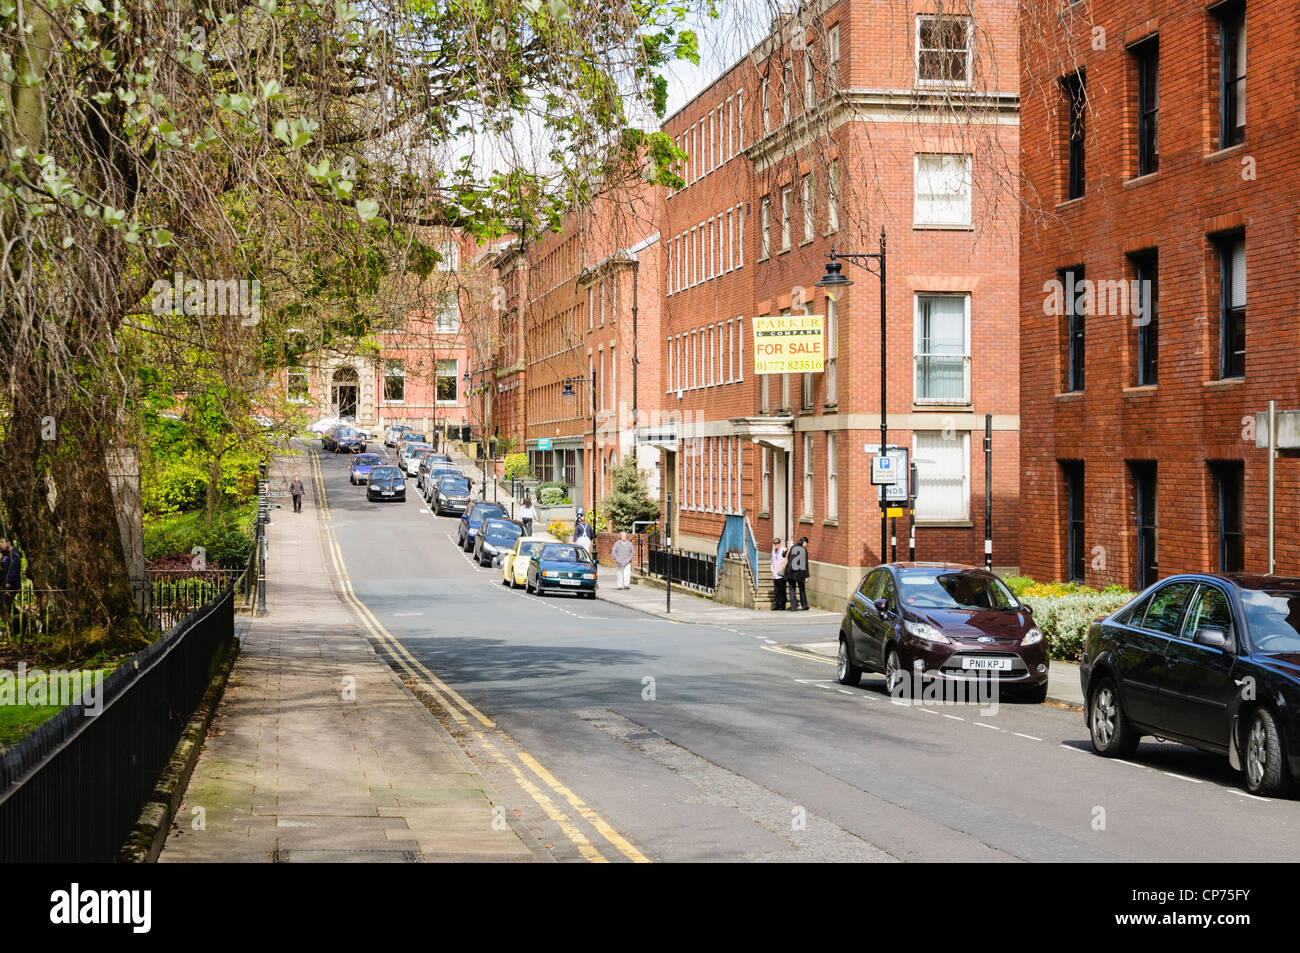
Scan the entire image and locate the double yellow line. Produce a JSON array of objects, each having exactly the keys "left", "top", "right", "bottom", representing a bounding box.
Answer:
[{"left": 307, "top": 450, "right": 648, "bottom": 864}]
